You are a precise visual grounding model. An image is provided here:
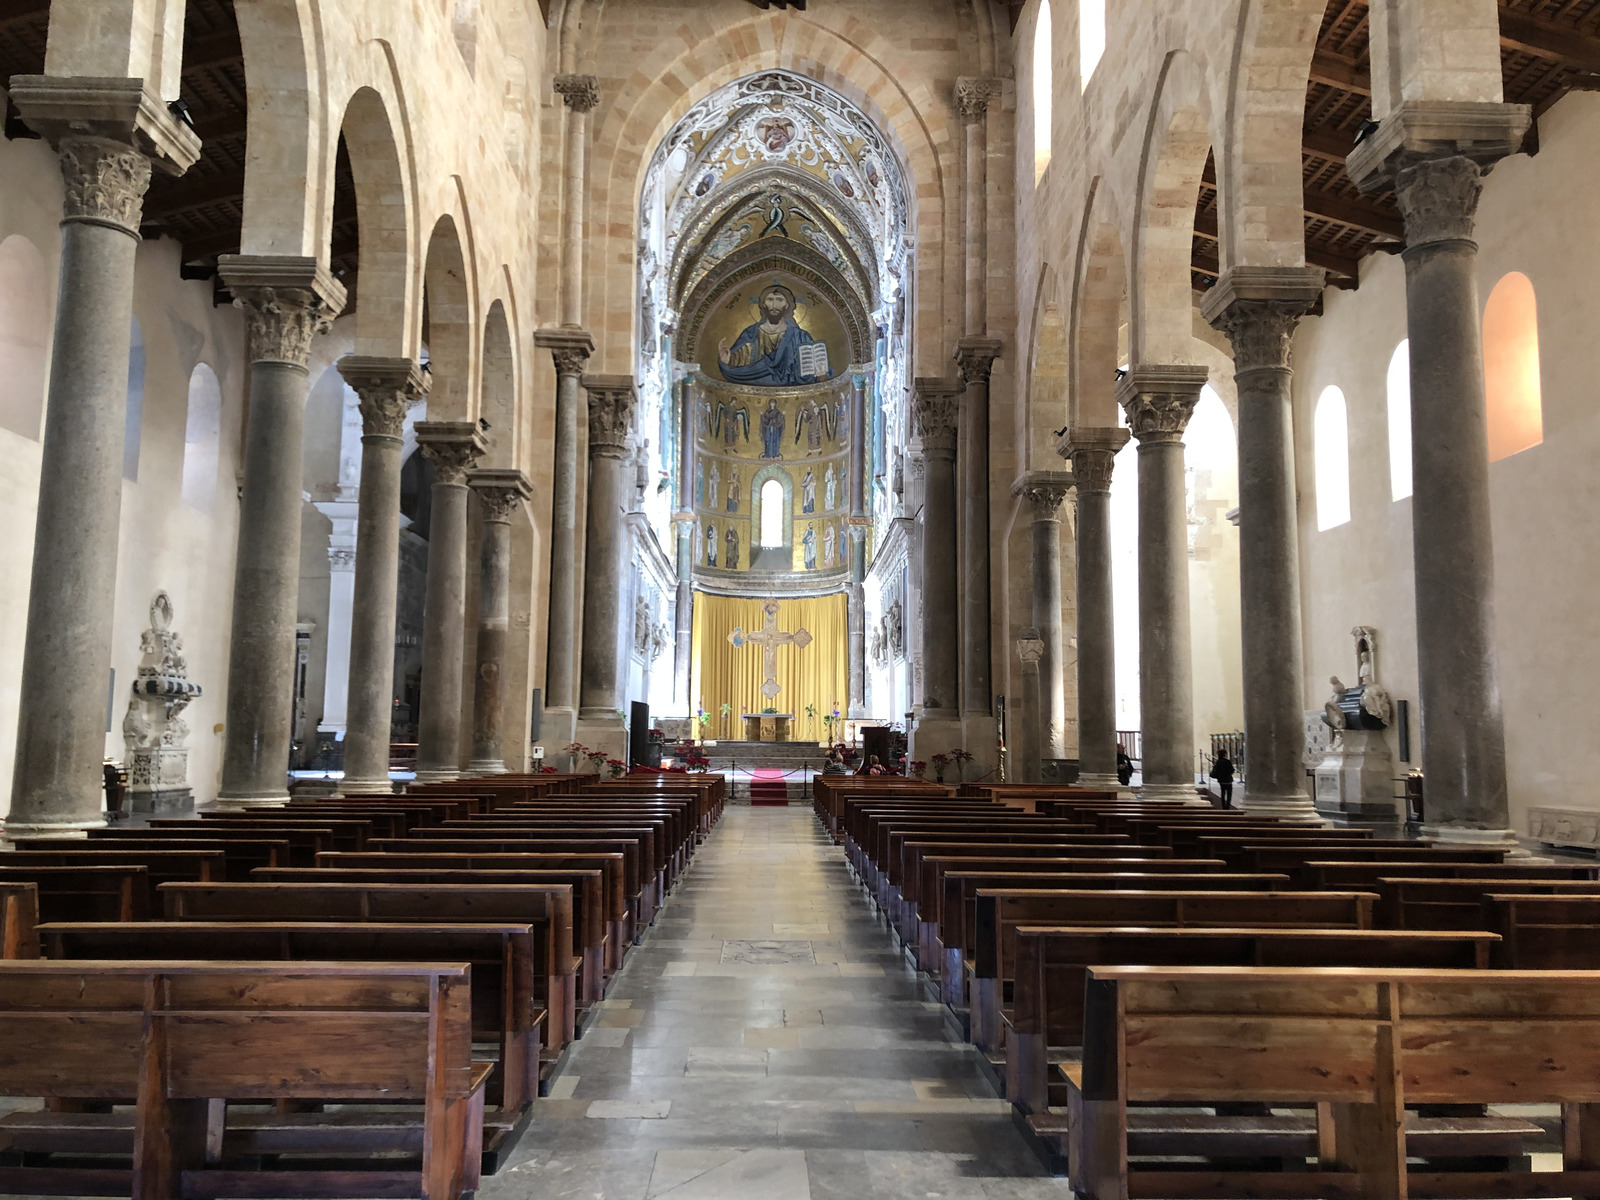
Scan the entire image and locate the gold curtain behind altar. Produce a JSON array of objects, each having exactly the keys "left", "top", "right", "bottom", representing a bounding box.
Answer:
[{"left": 691, "top": 592, "right": 848, "bottom": 736}]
